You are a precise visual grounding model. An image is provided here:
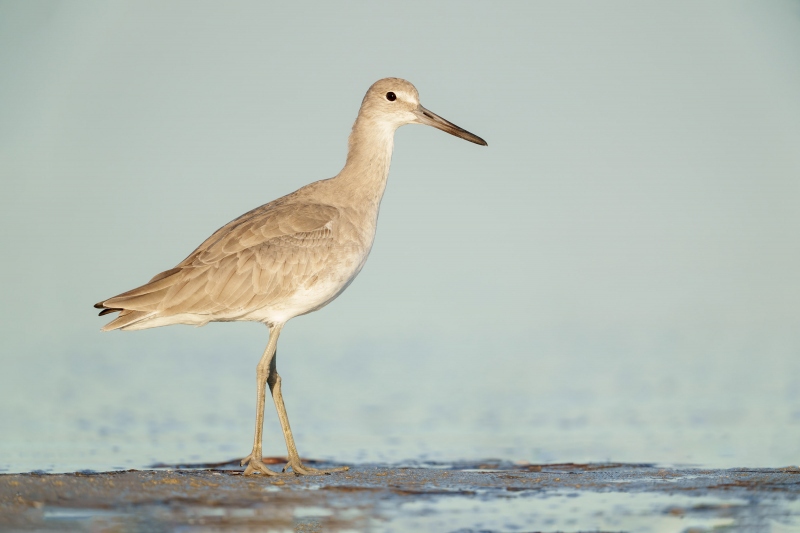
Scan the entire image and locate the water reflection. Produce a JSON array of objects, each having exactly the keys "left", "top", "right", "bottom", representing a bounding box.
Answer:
[{"left": 22, "top": 484, "right": 800, "bottom": 532}]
